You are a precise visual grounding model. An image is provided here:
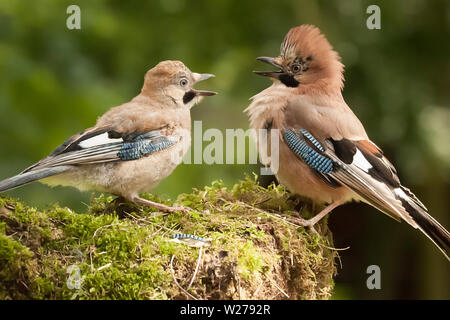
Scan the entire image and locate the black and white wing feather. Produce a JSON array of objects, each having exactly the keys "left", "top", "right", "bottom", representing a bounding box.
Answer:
[
  {"left": 23, "top": 127, "right": 176, "bottom": 172},
  {"left": 283, "top": 128, "right": 450, "bottom": 261}
]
